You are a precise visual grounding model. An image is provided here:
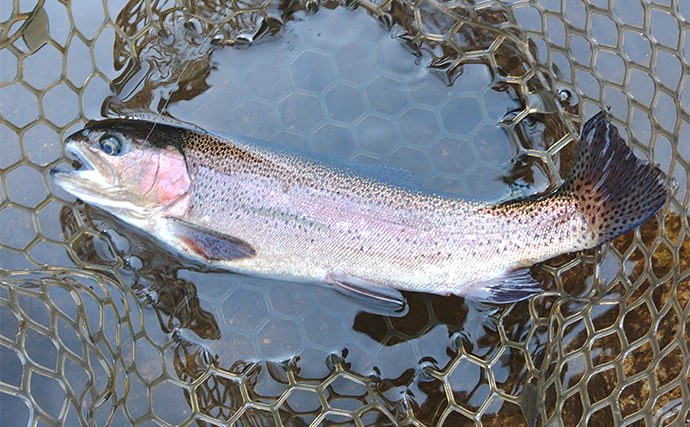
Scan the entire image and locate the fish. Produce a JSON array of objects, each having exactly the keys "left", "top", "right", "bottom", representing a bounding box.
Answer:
[{"left": 49, "top": 112, "right": 667, "bottom": 305}]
